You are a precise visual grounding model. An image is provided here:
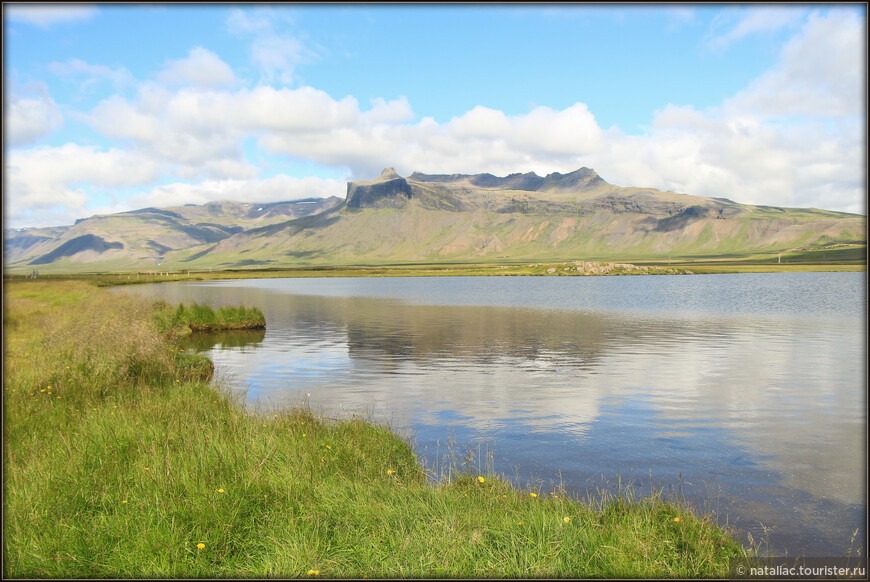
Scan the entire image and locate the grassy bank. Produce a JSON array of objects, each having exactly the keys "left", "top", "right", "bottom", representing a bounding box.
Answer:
[
  {"left": 4, "top": 279, "right": 749, "bottom": 577},
  {"left": 155, "top": 301, "right": 266, "bottom": 333}
]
